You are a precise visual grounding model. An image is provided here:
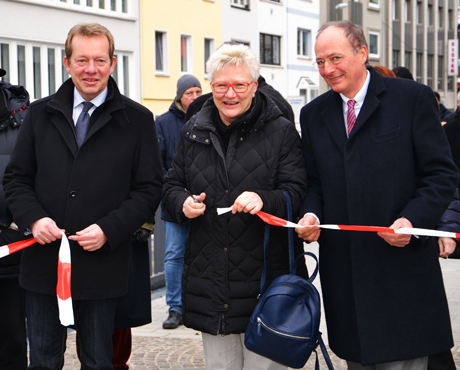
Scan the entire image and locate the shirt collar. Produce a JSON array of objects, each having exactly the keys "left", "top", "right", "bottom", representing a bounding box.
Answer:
[
  {"left": 72, "top": 87, "right": 108, "bottom": 110},
  {"left": 340, "top": 69, "right": 371, "bottom": 106}
]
